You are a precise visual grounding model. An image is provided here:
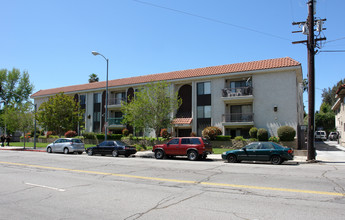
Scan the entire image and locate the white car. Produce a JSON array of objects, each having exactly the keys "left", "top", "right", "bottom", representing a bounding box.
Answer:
[
  {"left": 328, "top": 132, "right": 338, "bottom": 141},
  {"left": 46, "top": 138, "right": 85, "bottom": 154},
  {"left": 315, "top": 131, "right": 327, "bottom": 141}
]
